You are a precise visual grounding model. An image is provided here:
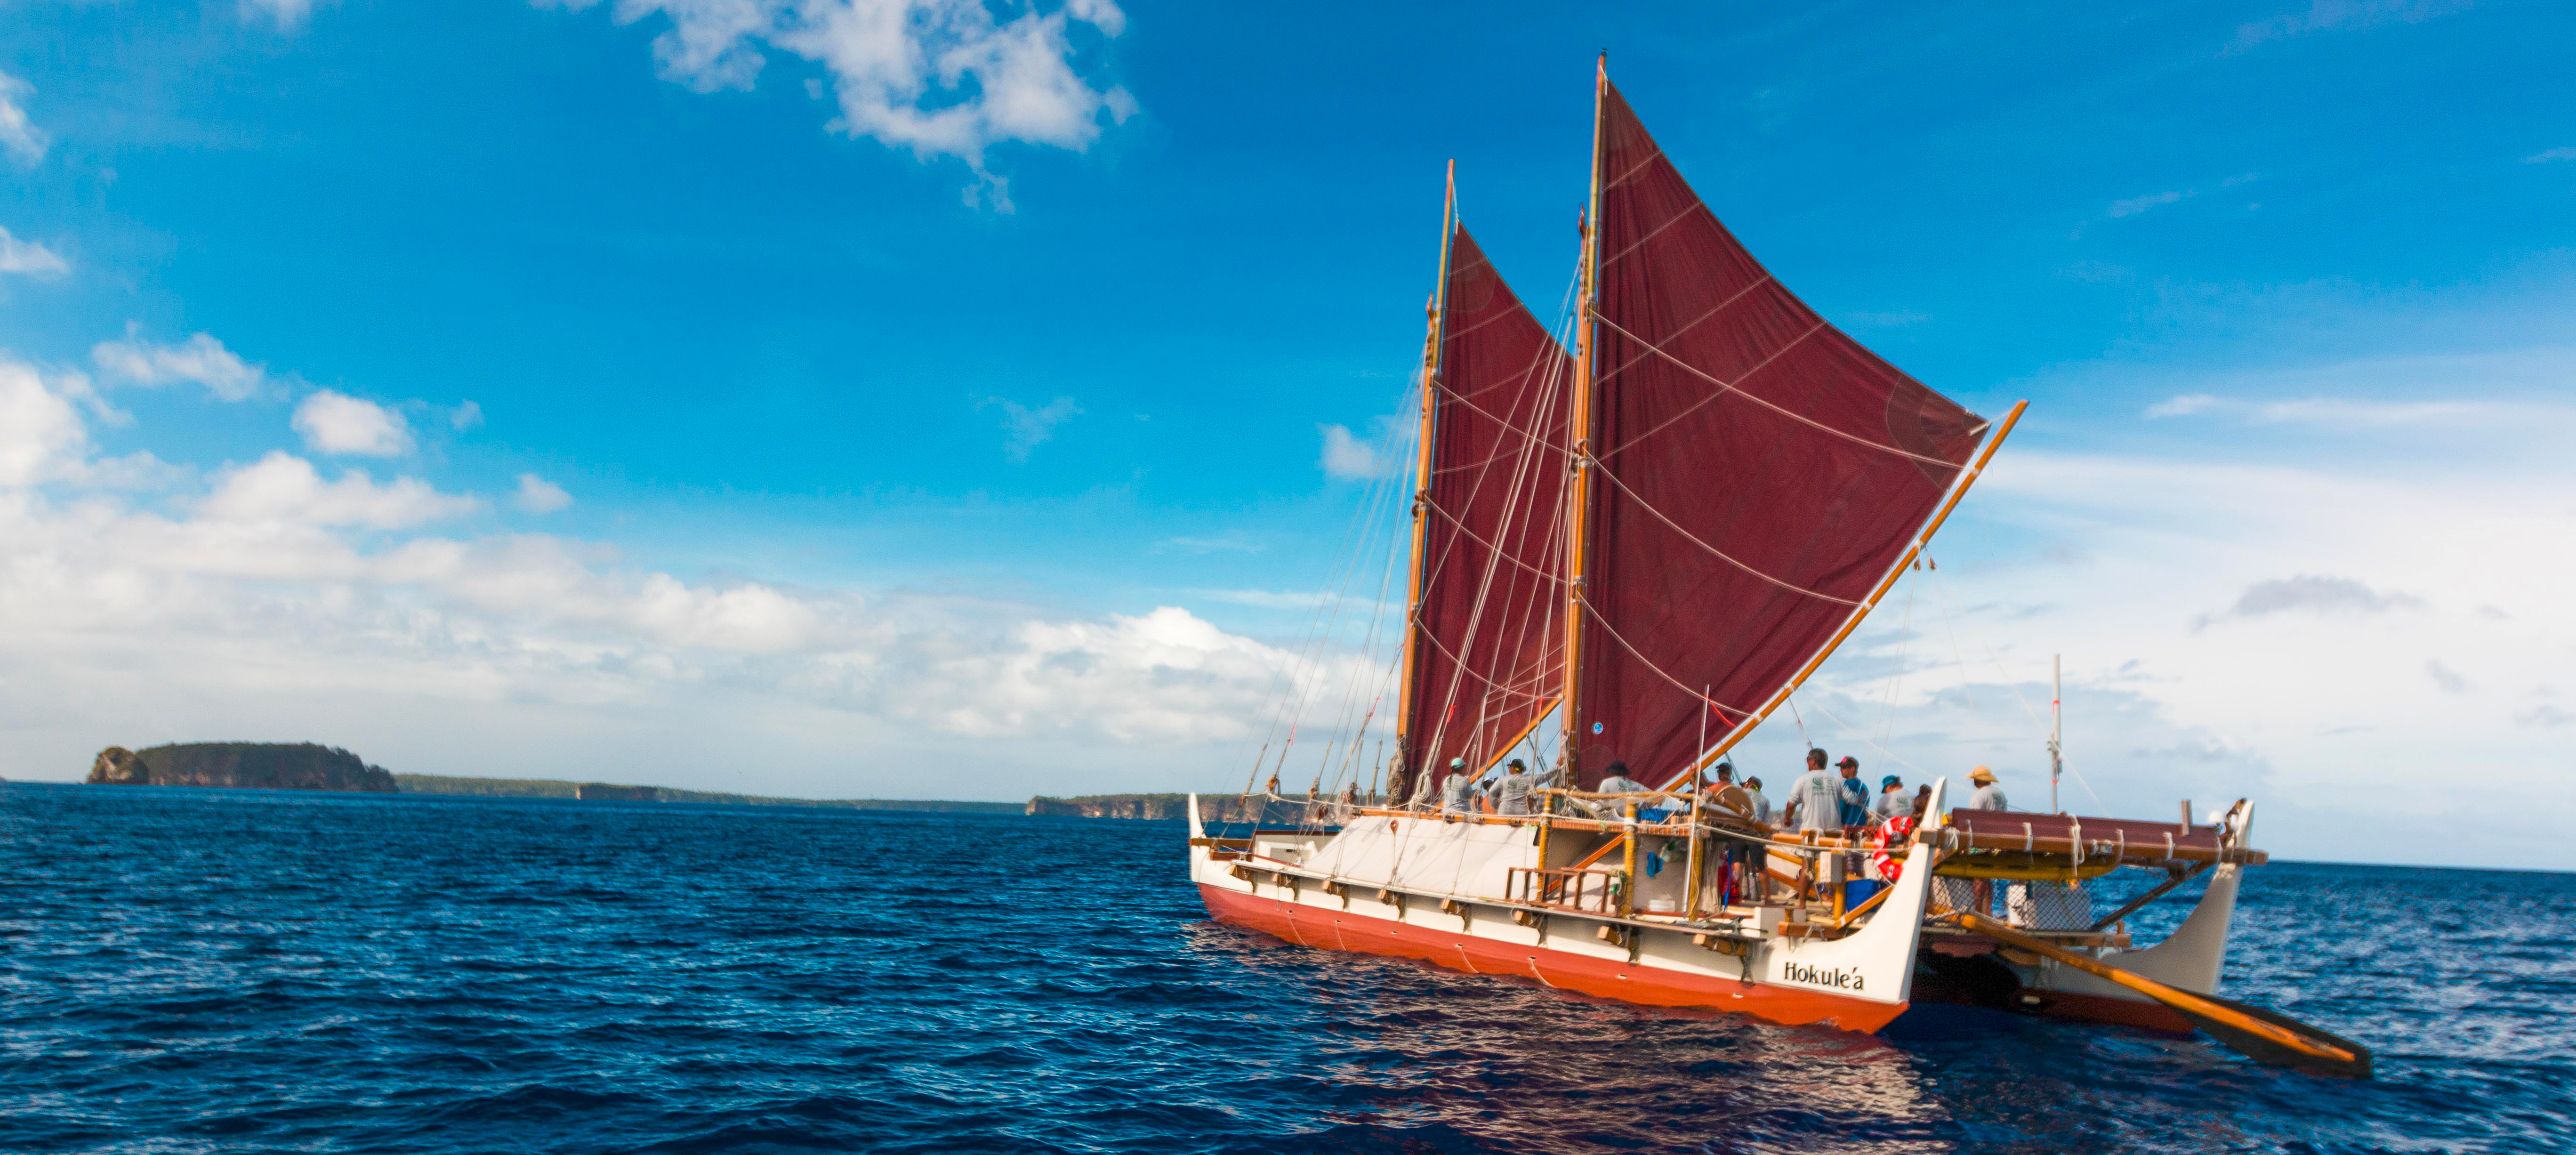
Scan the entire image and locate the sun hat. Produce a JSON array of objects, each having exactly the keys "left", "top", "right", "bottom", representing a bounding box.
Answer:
[{"left": 1968, "top": 766, "right": 1996, "bottom": 783}]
